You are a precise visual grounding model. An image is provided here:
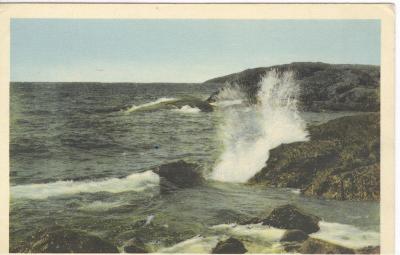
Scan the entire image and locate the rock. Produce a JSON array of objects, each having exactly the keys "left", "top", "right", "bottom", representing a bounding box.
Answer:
[
  {"left": 263, "top": 204, "right": 320, "bottom": 234},
  {"left": 298, "top": 238, "right": 355, "bottom": 254},
  {"left": 356, "top": 246, "right": 380, "bottom": 254},
  {"left": 154, "top": 160, "right": 204, "bottom": 193},
  {"left": 30, "top": 226, "right": 119, "bottom": 253},
  {"left": 124, "top": 238, "right": 148, "bottom": 253},
  {"left": 250, "top": 113, "right": 380, "bottom": 201},
  {"left": 205, "top": 62, "right": 380, "bottom": 112},
  {"left": 212, "top": 237, "right": 247, "bottom": 254},
  {"left": 239, "top": 217, "right": 263, "bottom": 225},
  {"left": 280, "top": 229, "right": 309, "bottom": 242}
]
